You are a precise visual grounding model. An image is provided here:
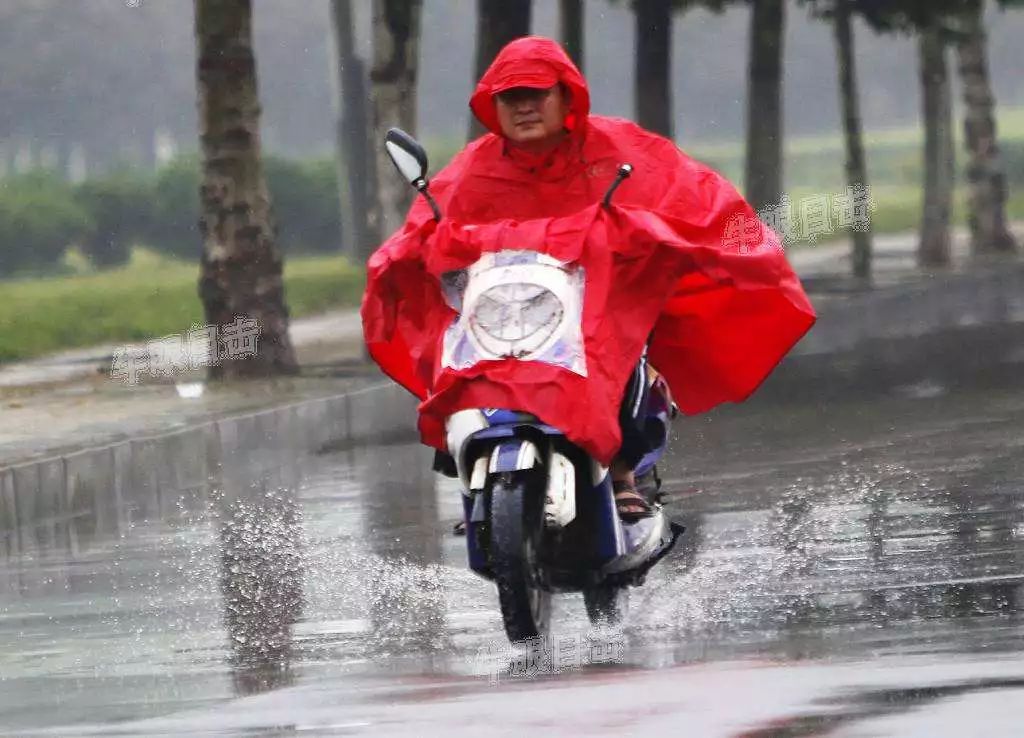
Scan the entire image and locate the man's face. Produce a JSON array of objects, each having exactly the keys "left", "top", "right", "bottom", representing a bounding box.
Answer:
[{"left": 495, "top": 85, "right": 571, "bottom": 147}]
